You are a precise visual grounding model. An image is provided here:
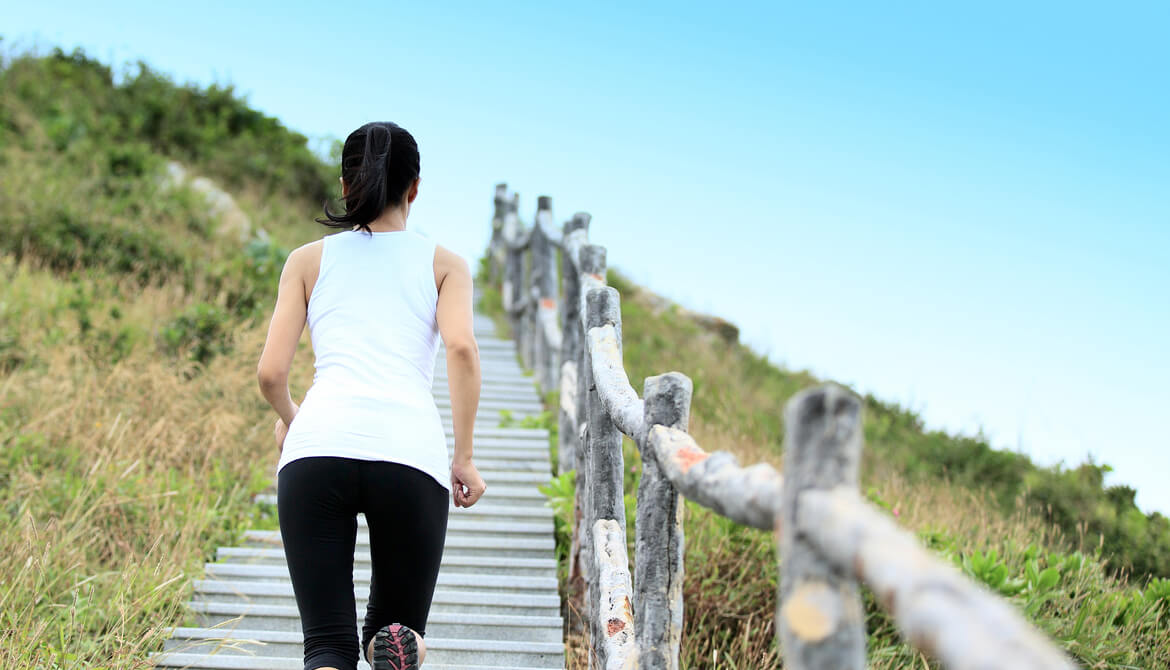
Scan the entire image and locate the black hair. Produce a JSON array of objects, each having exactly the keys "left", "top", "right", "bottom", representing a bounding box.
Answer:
[{"left": 317, "top": 121, "right": 420, "bottom": 233}]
